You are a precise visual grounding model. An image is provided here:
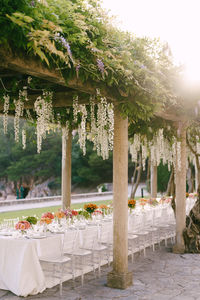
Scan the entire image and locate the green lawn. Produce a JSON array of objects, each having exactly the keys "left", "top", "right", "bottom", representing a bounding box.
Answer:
[{"left": 0, "top": 200, "right": 112, "bottom": 222}]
